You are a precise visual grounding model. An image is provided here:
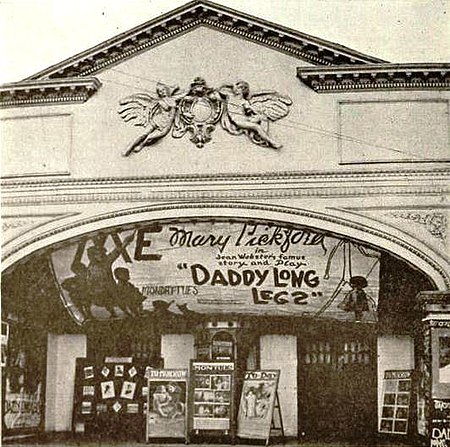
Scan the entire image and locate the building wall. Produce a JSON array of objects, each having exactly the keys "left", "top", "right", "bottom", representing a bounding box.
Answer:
[
  {"left": 260, "top": 334, "right": 297, "bottom": 437},
  {"left": 161, "top": 334, "right": 195, "bottom": 369},
  {"left": 45, "top": 334, "right": 87, "bottom": 432}
]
